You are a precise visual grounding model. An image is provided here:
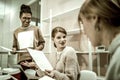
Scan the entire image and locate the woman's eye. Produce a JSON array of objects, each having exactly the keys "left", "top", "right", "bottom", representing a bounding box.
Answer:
[
  {"left": 63, "top": 36, "right": 66, "bottom": 38},
  {"left": 57, "top": 37, "right": 61, "bottom": 39}
]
